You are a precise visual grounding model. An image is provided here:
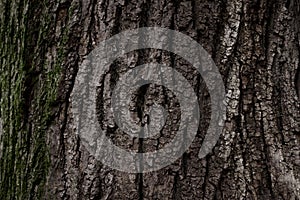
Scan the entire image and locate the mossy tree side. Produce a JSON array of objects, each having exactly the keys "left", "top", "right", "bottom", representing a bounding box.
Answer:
[{"left": 0, "top": 0, "right": 299, "bottom": 199}]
